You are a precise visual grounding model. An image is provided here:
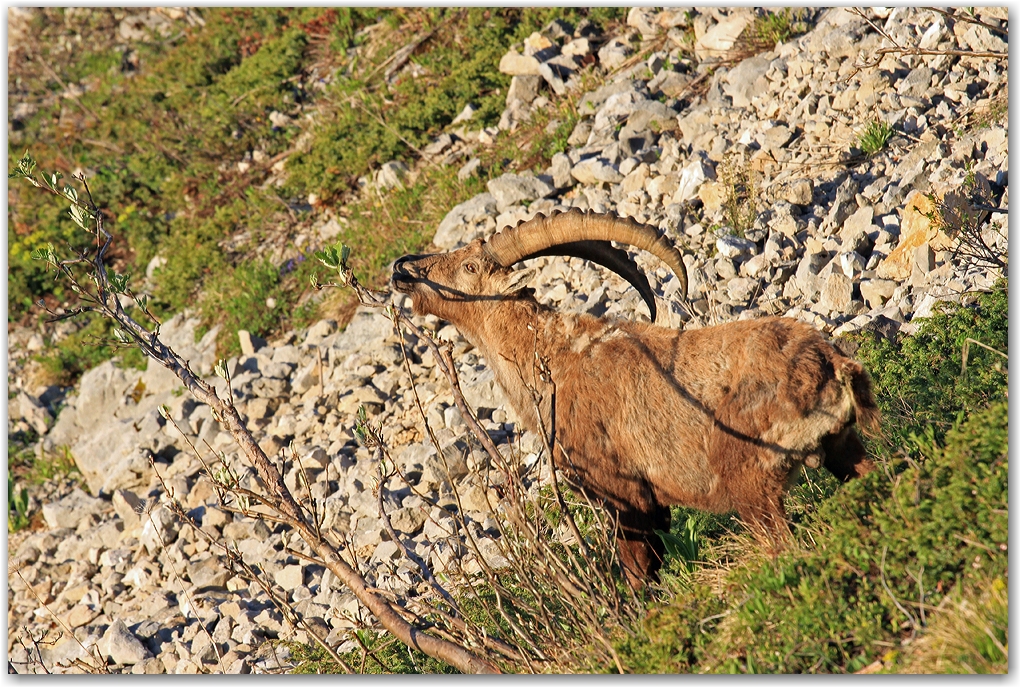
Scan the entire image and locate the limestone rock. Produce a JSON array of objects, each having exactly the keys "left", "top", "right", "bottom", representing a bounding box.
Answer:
[
  {"left": 376, "top": 160, "right": 410, "bottom": 190},
  {"left": 716, "top": 235, "right": 757, "bottom": 260},
  {"left": 694, "top": 14, "right": 752, "bottom": 61},
  {"left": 486, "top": 173, "right": 555, "bottom": 213},
  {"left": 877, "top": 190, "right": 954, "bottom": 280},
  {"left": 672, "top": 154, "right": 715, "bottom": 204},
  {"left": 42, "top": 488, "right": 108, "bottom": 529},
  {"left": 571, "top": 158, "right": 624, "bottom": 185},
  {"left": 498, "top": 49, "right": 541, "bottom": 76},
  {"left": 100, "top": 619, "right": 152, "bottom": 666},
  {"left": 434, "top": 193, "right": 498, "bottom": 249},
  {"left": 819, "top": 272, "right": 854, "bottom": 314},
  {"left": 597, "top": 38, "right": 632, "bottom": 71}
]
